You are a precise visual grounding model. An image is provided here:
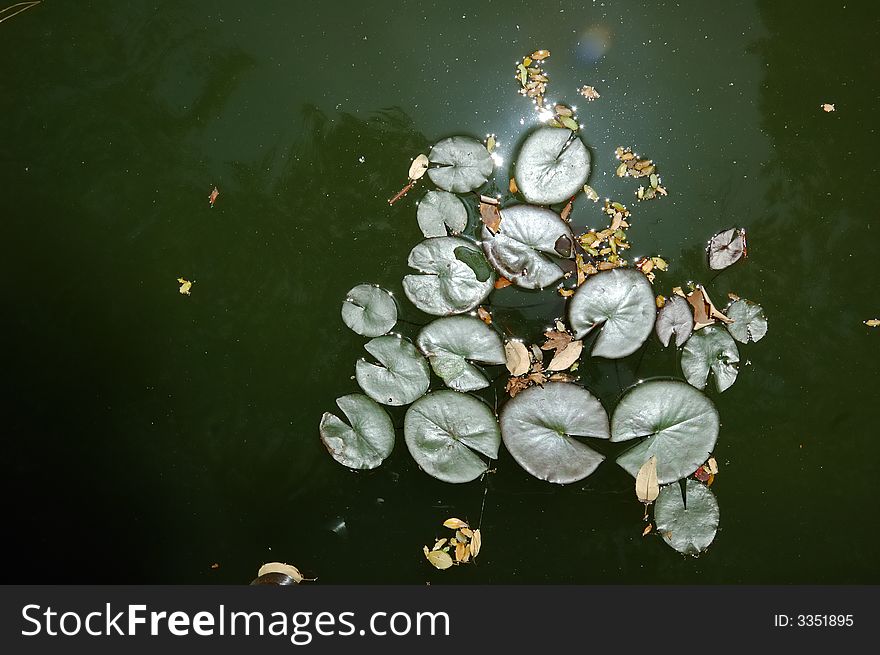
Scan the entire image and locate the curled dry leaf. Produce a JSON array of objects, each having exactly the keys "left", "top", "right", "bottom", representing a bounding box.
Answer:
[
  {"left": 687, "top": 286, "right": 732, "bottom": 330},
  {"left": 546, "top": 339, "right": 583, "bottom": 371},
  {"left": 504, "top": 340, "right": 531, "bottom": 376},
  {"left": 257, "top": 562, "right": 314, "bottom": 583},
  {"left": 635, "top": 455, "right": 659, "bottom": 504},
  {"left": 425, "top": 549, "right": 454, "bottom": 570},
  {"left": 408, "top": 154, "right": 429, "bottom": 180},
  {"left": 177, "top": 277, "right": 193, "bottom": 295},
  {"left": 470, "top": 529, "right": 482, "bottom": 558},
  {"left": 455, "top": 541, "right": 469, "bottom": 562},
  {"left": 443, "top": 517, "right": 469, "bottom": 530}
]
